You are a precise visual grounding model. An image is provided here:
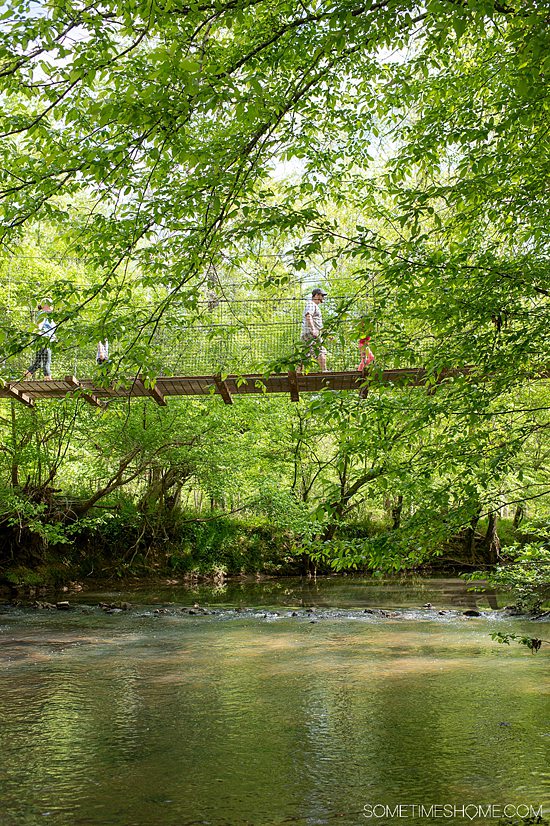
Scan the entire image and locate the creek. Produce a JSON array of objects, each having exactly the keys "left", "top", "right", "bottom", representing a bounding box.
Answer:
[{"left": 0, "top": 577, "right": 548, "bottom": 826}]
